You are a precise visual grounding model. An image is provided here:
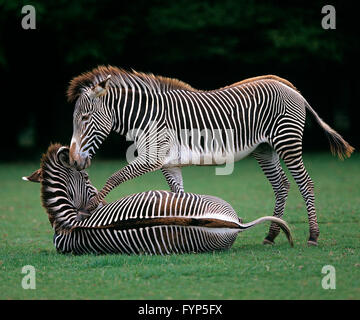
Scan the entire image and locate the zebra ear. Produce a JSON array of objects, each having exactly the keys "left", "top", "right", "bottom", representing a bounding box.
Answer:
[
  {"left": 91, "top": 75, "right": 111, "bottom": 98},
  {"left": 22, "top": 168, "right": 42, "bottom": 183},
  {"left": 57, "top": 147, "right": 71, "bottom": 168}
]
